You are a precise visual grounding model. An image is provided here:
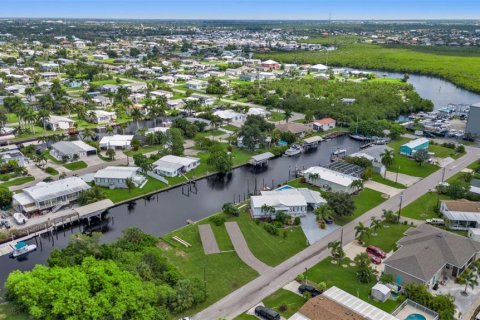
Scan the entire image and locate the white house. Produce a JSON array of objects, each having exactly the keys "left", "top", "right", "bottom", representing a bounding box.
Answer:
[
  {"left": 152, "top": 155, "right": 200, "bottom": 177},
  {"left": 310, "top": 118, "right": 336, "bottom": 131},
  {"left": 151, "top": 90, "right": 174, "bottom": 99},
  {"left": 250, "top": 187, "right": 326, "bottom": 219},
  {"left": 185, "top": 80, "right": 208, "bottom": 91},
  {"left": 247, "top": 107, "right": 271, "bottom": 118},
  {"left": 303, "top": 166, "right": 360, "bottom": 194},
  {"left": 213, "top": 109, "right": 246, "bottom": 123},
  {"left": 441, "top": 200, "right": 480, "bottom": 230},
  {"left": 310, "top": 64, "right": 328, "bottom": 72},
  {"left": 47, "top": 115, "right": 75, "bottom": 131},
  {"left": 94, "top": 166, "right": 146, "bottom": 189},
  {"left": 99, "top": 135, "right": 134, "bottom": 150},
  {"left": 51, "top": 141, "right": 97, "bottom": 161},
  {"left": 13, "top": 177, "right": 90, "bottom": 214},
  {"left": 86, "top": 110, "right": 117, "bottom": 124}
]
